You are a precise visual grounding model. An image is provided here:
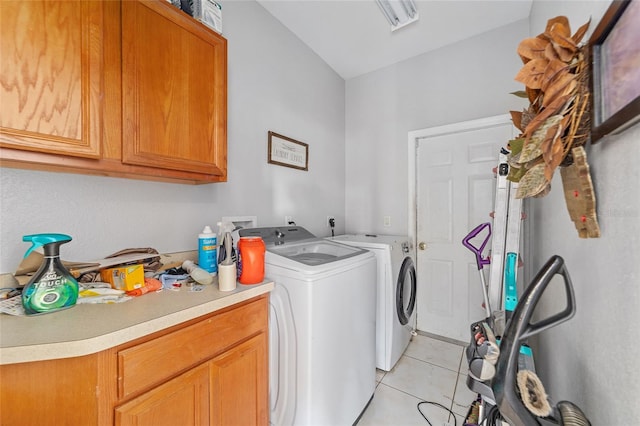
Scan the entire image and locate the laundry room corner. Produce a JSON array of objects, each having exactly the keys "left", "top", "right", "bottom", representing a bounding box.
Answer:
[
  {"left": 345, "top": 18, "right": 529, "bottom": 236},
  {"left": 529, "top": 124, "right": 640, "bottom": 425},
  {"left": 518, "top": 2, "right": 640, "bottom": 424}
]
